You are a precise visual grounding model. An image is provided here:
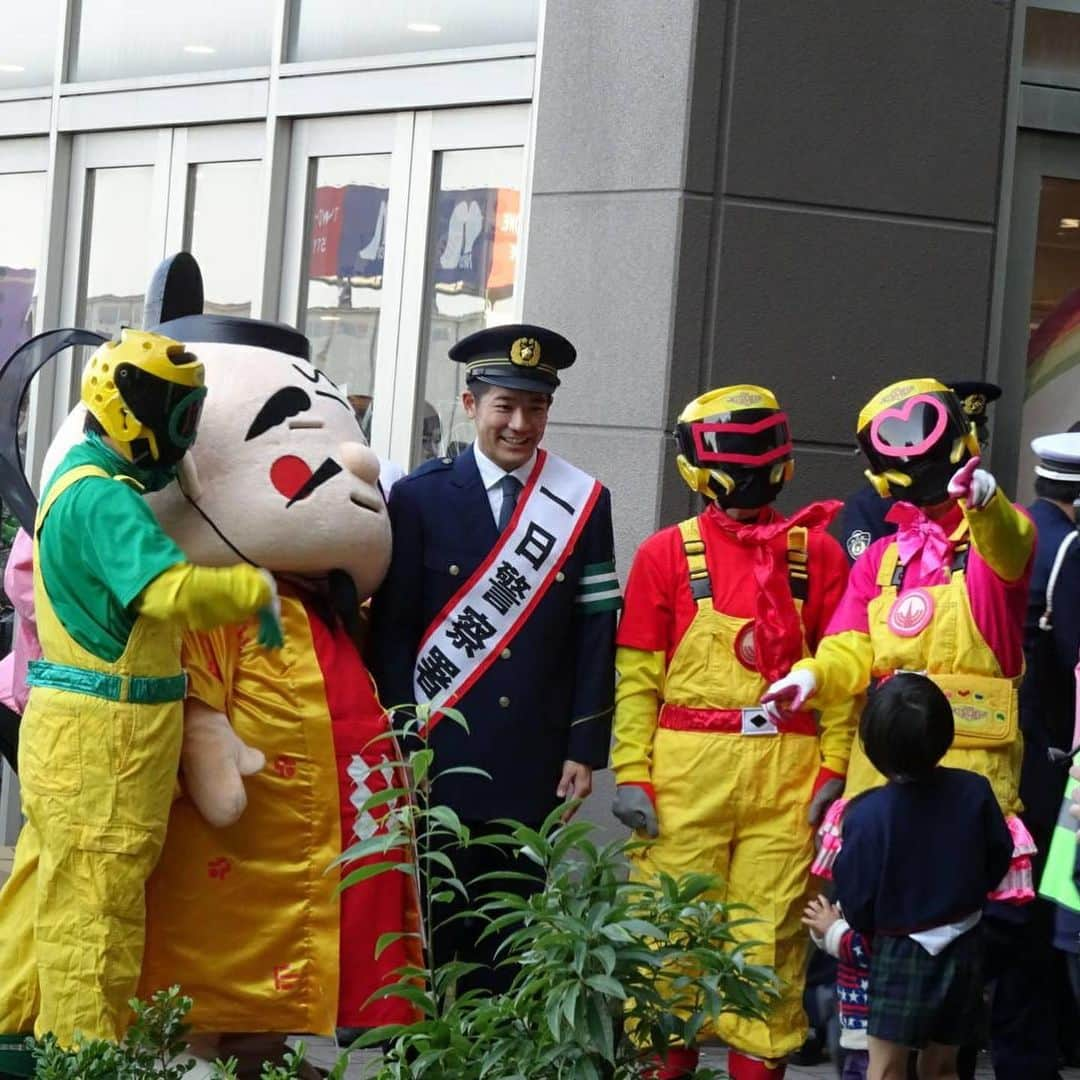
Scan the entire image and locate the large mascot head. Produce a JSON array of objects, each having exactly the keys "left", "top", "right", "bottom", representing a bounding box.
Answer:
[{"left": 141, "top": 253, "right": 391, "bottom": 603}]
